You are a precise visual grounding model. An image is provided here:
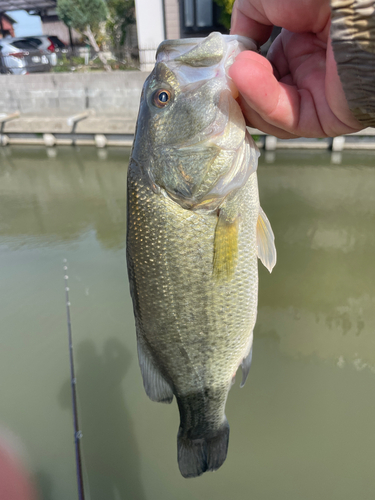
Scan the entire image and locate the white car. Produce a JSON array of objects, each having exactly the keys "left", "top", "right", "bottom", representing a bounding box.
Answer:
[
  {"left": 0, "top": 39, "right": 51, "bottom": 75},
  {"left": 12, "top": 36, "right": 58, "bottom": 66}
]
